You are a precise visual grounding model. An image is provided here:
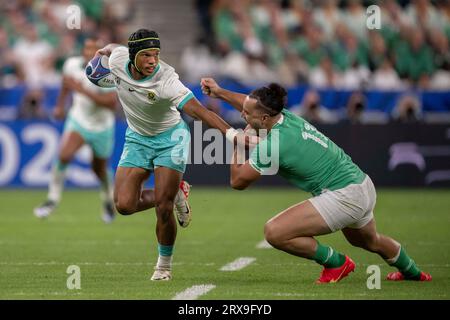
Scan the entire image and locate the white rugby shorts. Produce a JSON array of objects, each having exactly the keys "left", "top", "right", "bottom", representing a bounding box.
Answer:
[{"left": 309, "top": 175, "right": 376, "bottom": 232}]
